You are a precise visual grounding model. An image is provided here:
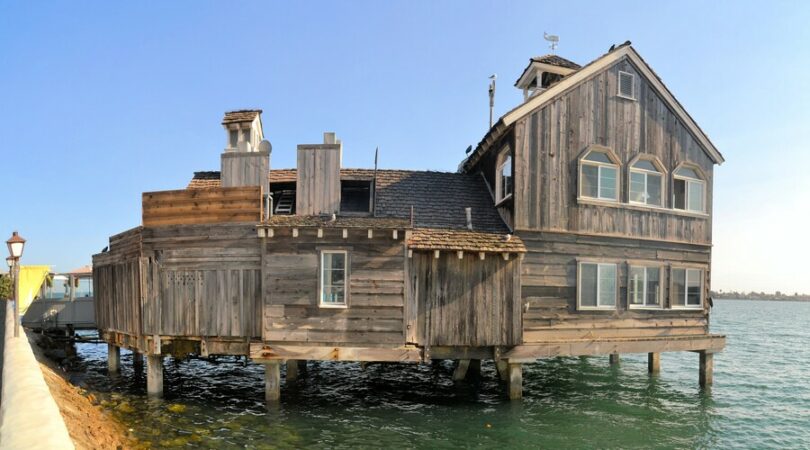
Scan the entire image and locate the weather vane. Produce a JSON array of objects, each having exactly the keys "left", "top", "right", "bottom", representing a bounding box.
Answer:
[{"left": 544, "top": 32, "right": 559, "bottom": 53}]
